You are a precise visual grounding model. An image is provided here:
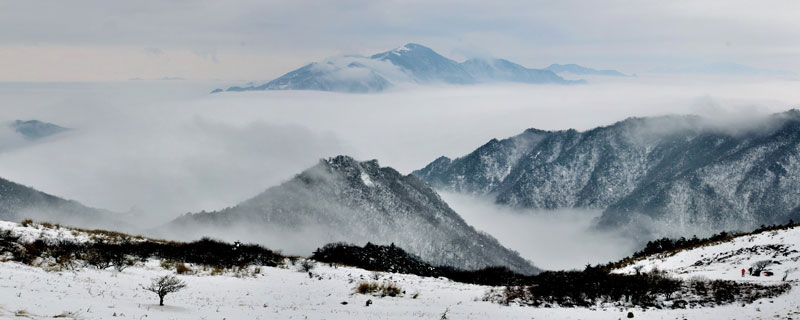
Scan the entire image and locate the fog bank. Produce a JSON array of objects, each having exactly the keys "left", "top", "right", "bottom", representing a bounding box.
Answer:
[
  {"left": 0, "top": 75, "right": 798, "bottom": 227},
  {"left": 440, "top": 191, "right": 639, "bottom": 270}
]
